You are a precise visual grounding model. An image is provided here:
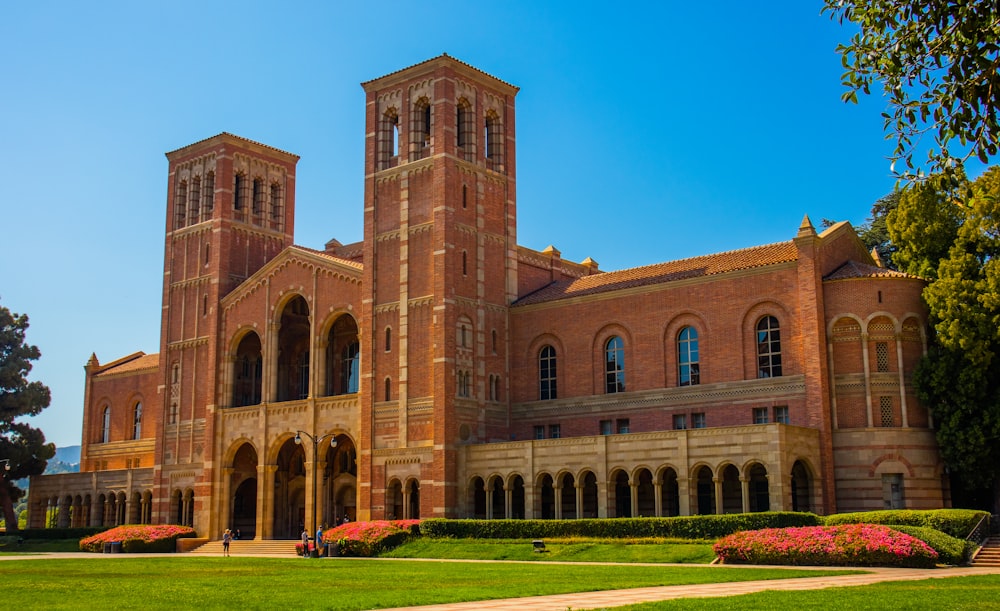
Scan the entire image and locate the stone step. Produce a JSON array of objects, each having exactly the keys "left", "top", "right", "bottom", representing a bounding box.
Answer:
[{"left": 187, "top": 539, "right": 299, "bottom": 556}]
